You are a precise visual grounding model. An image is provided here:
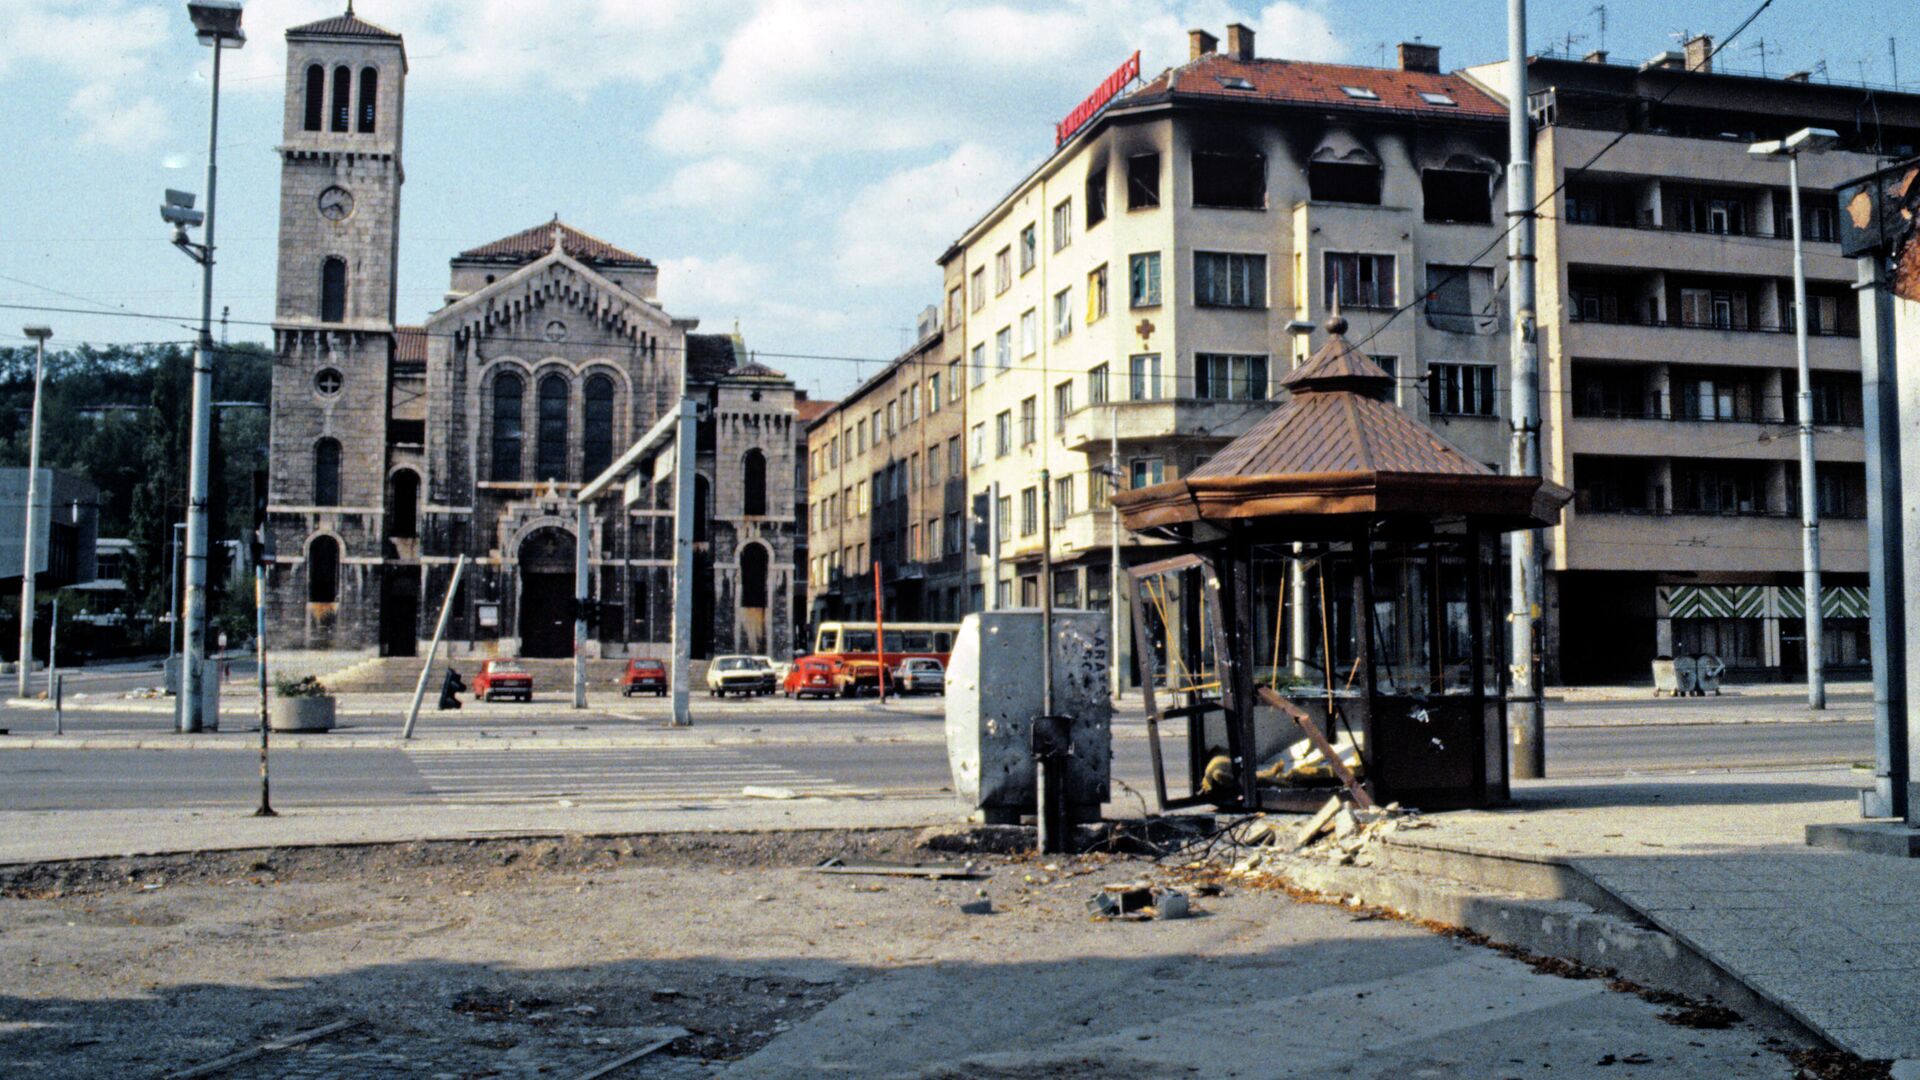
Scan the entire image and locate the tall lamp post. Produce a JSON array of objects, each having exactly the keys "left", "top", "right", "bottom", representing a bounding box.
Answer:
[
  {"left": 163, "top": 0, "right": 244, "bottom": 733},
  {"left": 16, "top": 325, "right": 51, "bottom": 699},
  {"left": 1751, "top": 127, "right": 1839, "bottom": 711}
]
